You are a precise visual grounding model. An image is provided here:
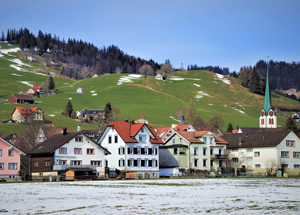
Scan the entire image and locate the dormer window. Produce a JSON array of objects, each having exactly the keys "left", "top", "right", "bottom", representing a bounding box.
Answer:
[
  {"left": 203, "top": 137, "right": 207, "bottom": 144},
  {"left": 139, "top": 135, "right": 146, "bottom": 143},
  {"left": 141, "top": 127, "right": 144, "bottom": 133}
]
